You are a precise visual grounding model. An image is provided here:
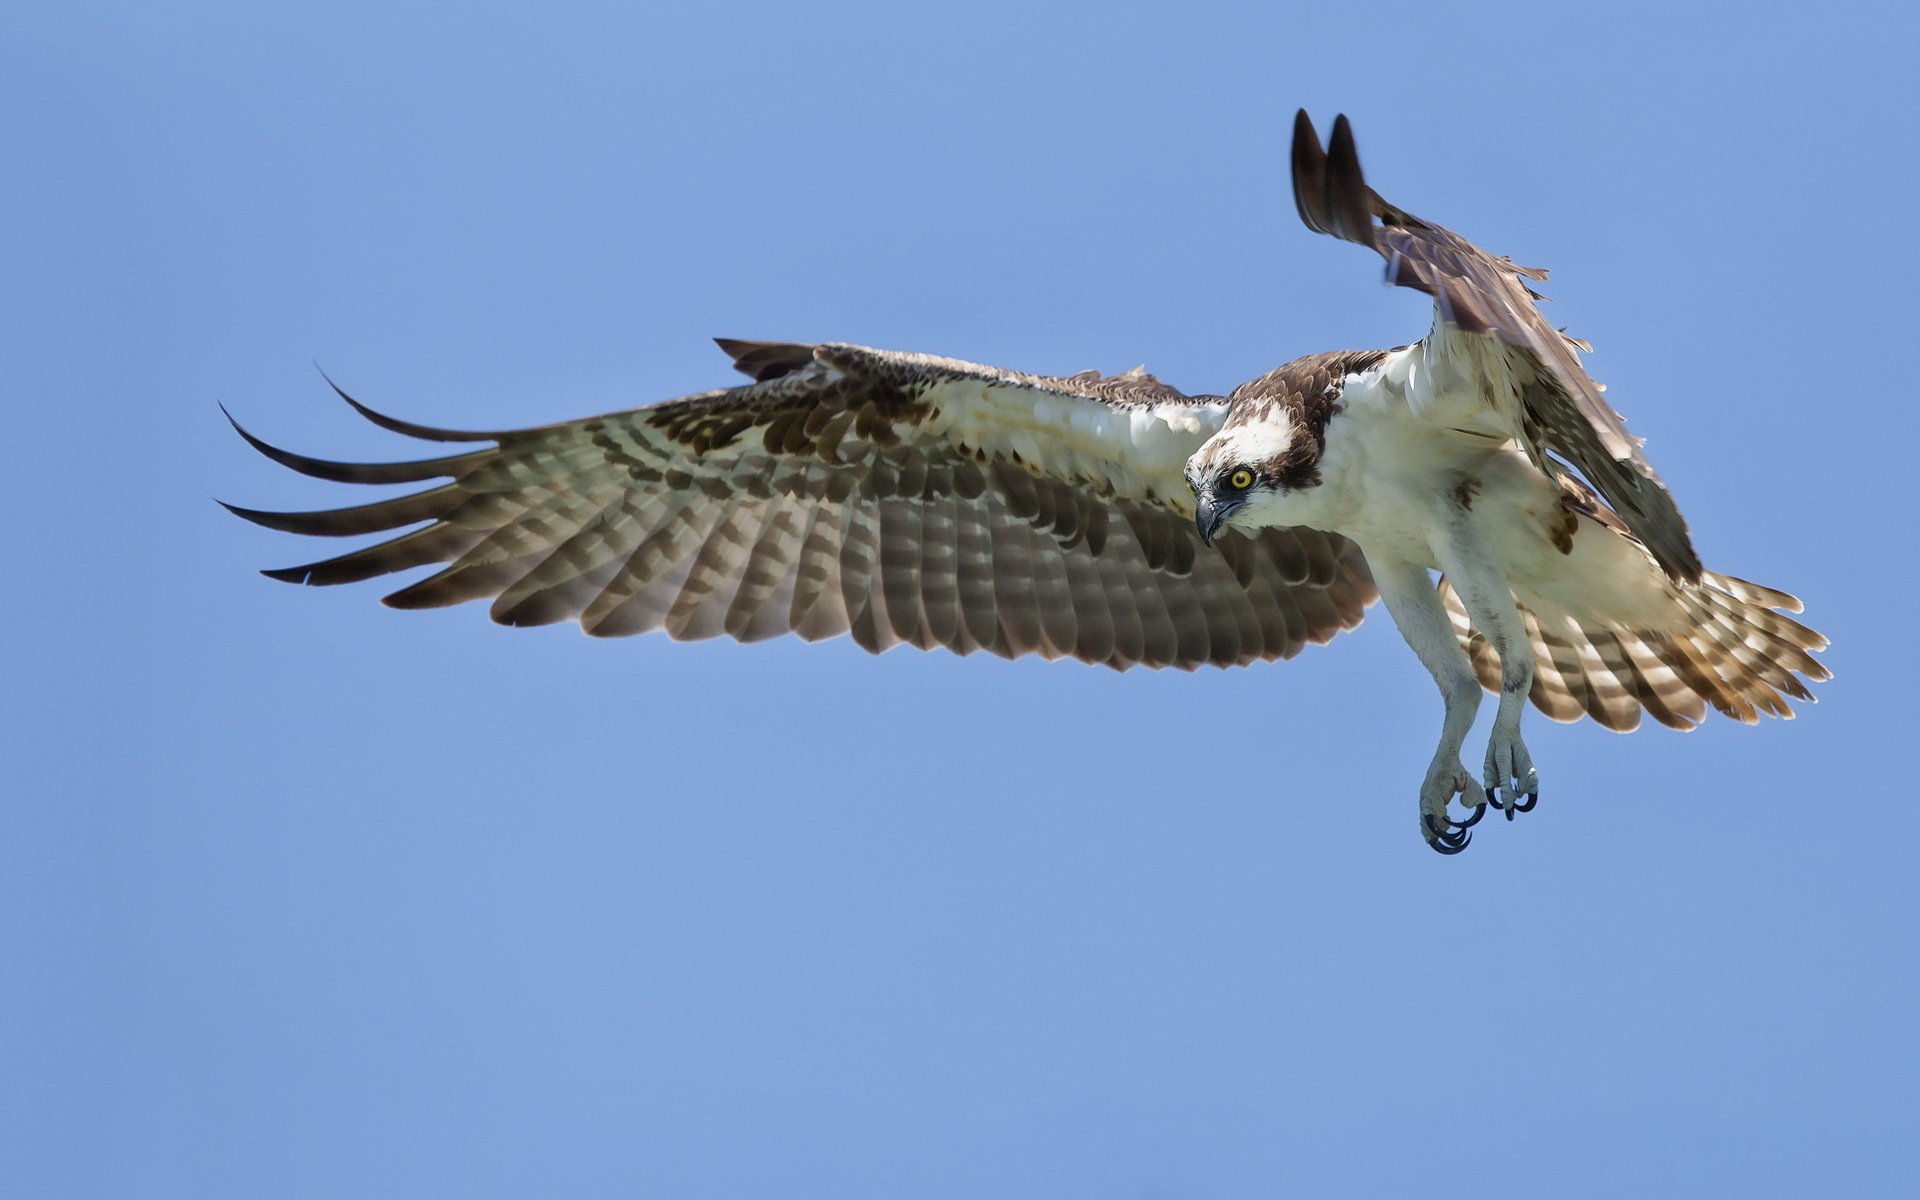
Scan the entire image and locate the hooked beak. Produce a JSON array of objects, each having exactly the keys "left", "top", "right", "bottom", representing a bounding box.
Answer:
[{"left": 1194, "top": 492, "right": 1235, "bottom": 547}]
